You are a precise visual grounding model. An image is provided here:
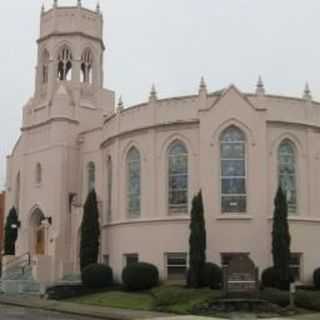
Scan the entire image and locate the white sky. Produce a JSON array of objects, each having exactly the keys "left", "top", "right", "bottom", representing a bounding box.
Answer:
[{"left": 1, "top": 0, "right": 320, "bottom": 189}]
